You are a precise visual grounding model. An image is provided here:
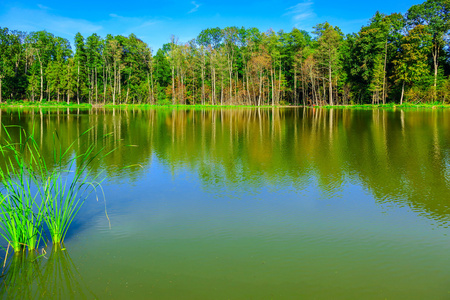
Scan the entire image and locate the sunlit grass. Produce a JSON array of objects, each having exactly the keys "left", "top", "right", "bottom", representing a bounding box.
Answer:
[
  {"left": 0, "top": 127, "right": 46, "bottom": 252},
  {"left": 0, "top": 126, "right": 110, "bottom": 254},
  {"left": 321, "top": 102, "right": 450, "bottom": 109}
]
